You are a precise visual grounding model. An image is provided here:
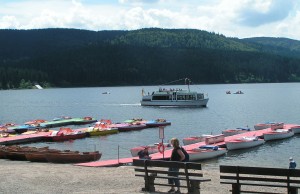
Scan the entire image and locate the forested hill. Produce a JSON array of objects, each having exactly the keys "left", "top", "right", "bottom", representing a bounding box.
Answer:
[{"left": 1, "top": 28, "right": 300, "bottom": 89}]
